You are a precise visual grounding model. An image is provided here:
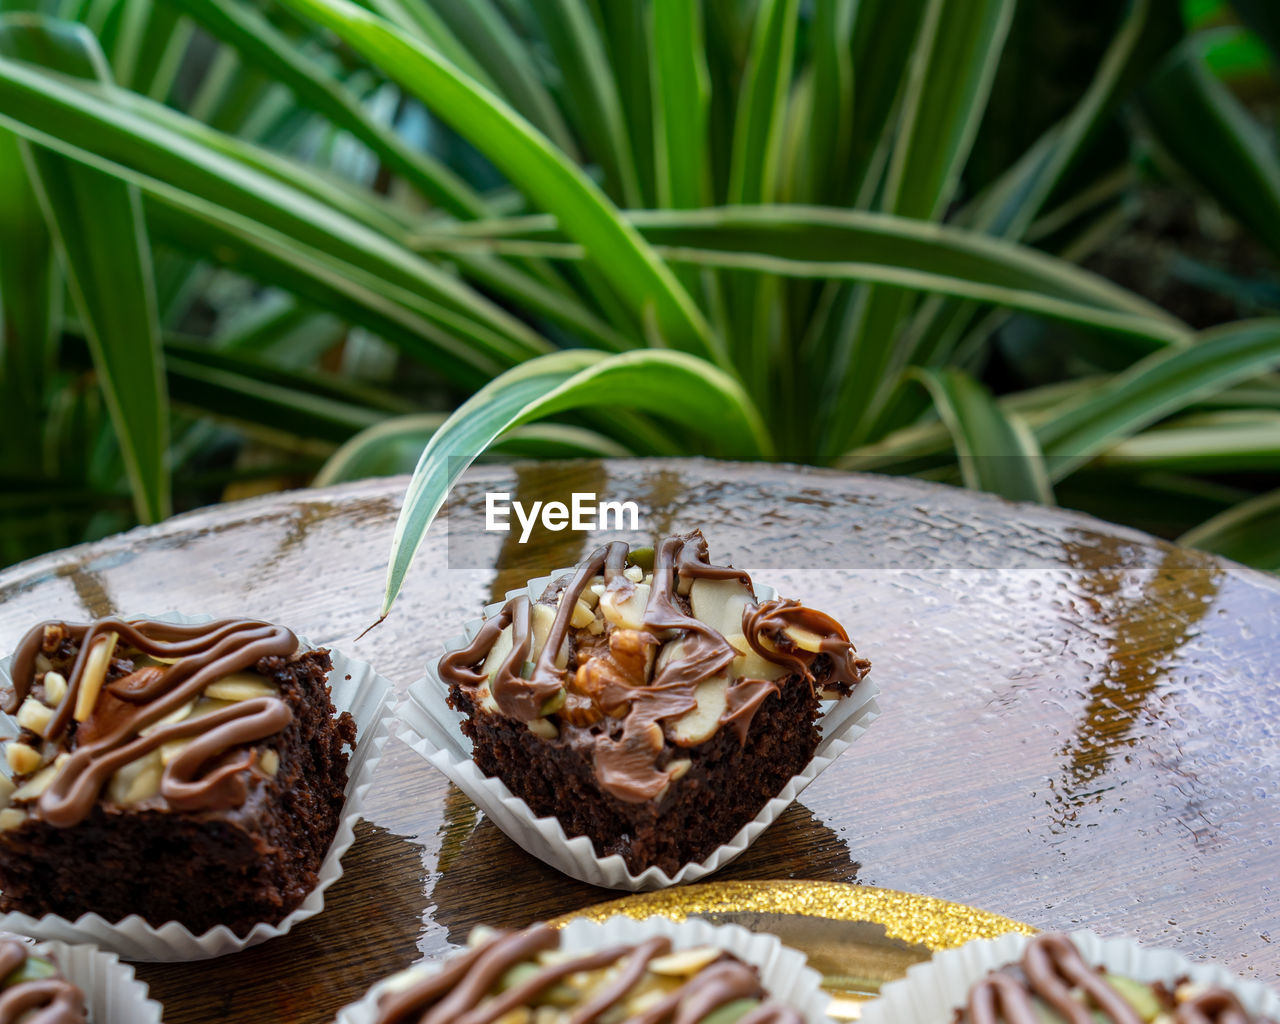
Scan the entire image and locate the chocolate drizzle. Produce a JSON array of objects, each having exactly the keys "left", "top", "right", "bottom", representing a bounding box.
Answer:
[
  {"left": 0, "top": 937, "right": 86, "bottom": 1024},
  {"left": 966, "top": 934, "right": 1264, "bottom": 1024},
  {"left": 4, "top": 618, "right": 297, "bottom": 827},
  {"left": 375, "top": 924, "right": 803, "bottom": 1024},
  {"left": 439, "top": 531, "right": 869, "bottom": 804}
]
